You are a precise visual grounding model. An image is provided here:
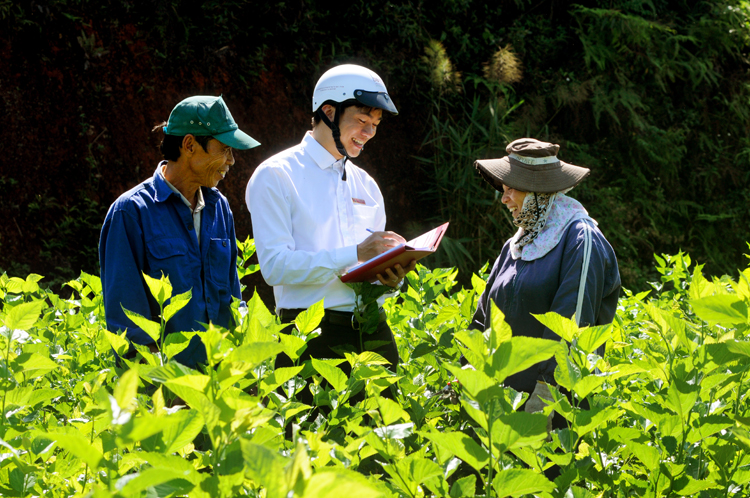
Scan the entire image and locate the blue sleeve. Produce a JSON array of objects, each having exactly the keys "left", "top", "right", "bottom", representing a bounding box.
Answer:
[
  {"left": 228, "top": 209, "right": 242, "bottom": 301},
  {"left": 538, "top": 222, "right": 620, "bottom": 383},
  {"left": 99, "top": 207, "right": 156, "bottom": 346}
]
